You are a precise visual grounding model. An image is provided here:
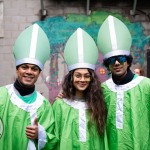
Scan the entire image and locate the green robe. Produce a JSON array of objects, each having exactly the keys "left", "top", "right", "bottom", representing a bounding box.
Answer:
[
  {"left": 0, "top": 84, "right": 58, "bottom": 150},
  {"left": 52, "top": 98, "right": 108, "bottom": 150},
  {"left": 102, "top": 76, "right": 150, "bottom": 150}
]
